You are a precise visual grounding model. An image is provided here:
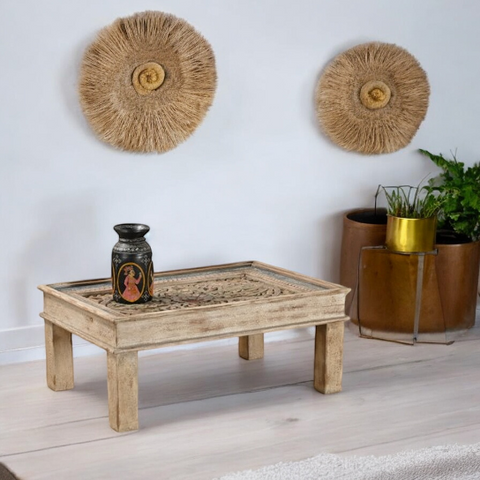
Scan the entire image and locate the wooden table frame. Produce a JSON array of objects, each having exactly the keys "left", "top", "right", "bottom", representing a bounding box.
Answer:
[{"left": 39, "top": 261, "right": 349, "bottom": 432}]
